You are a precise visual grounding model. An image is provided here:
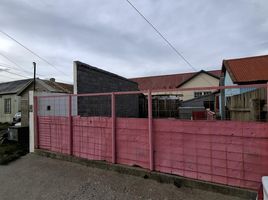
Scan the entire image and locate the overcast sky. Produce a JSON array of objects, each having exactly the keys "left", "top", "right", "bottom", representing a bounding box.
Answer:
[{"left": 0, "top": 0, "right": 268, "bottom": 83}]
